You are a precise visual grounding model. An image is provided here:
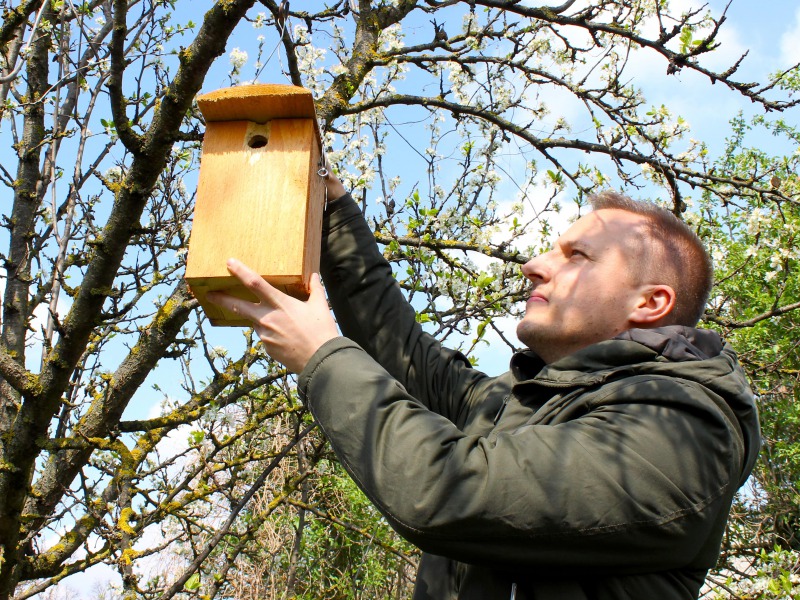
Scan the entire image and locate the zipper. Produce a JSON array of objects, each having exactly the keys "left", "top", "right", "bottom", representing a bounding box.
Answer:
[
  {"left": 510, "top": 582, "right": 517, "bottom": 600},
  {"left": 493, "top": 394, "right": 511, "bottom": 424}
]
